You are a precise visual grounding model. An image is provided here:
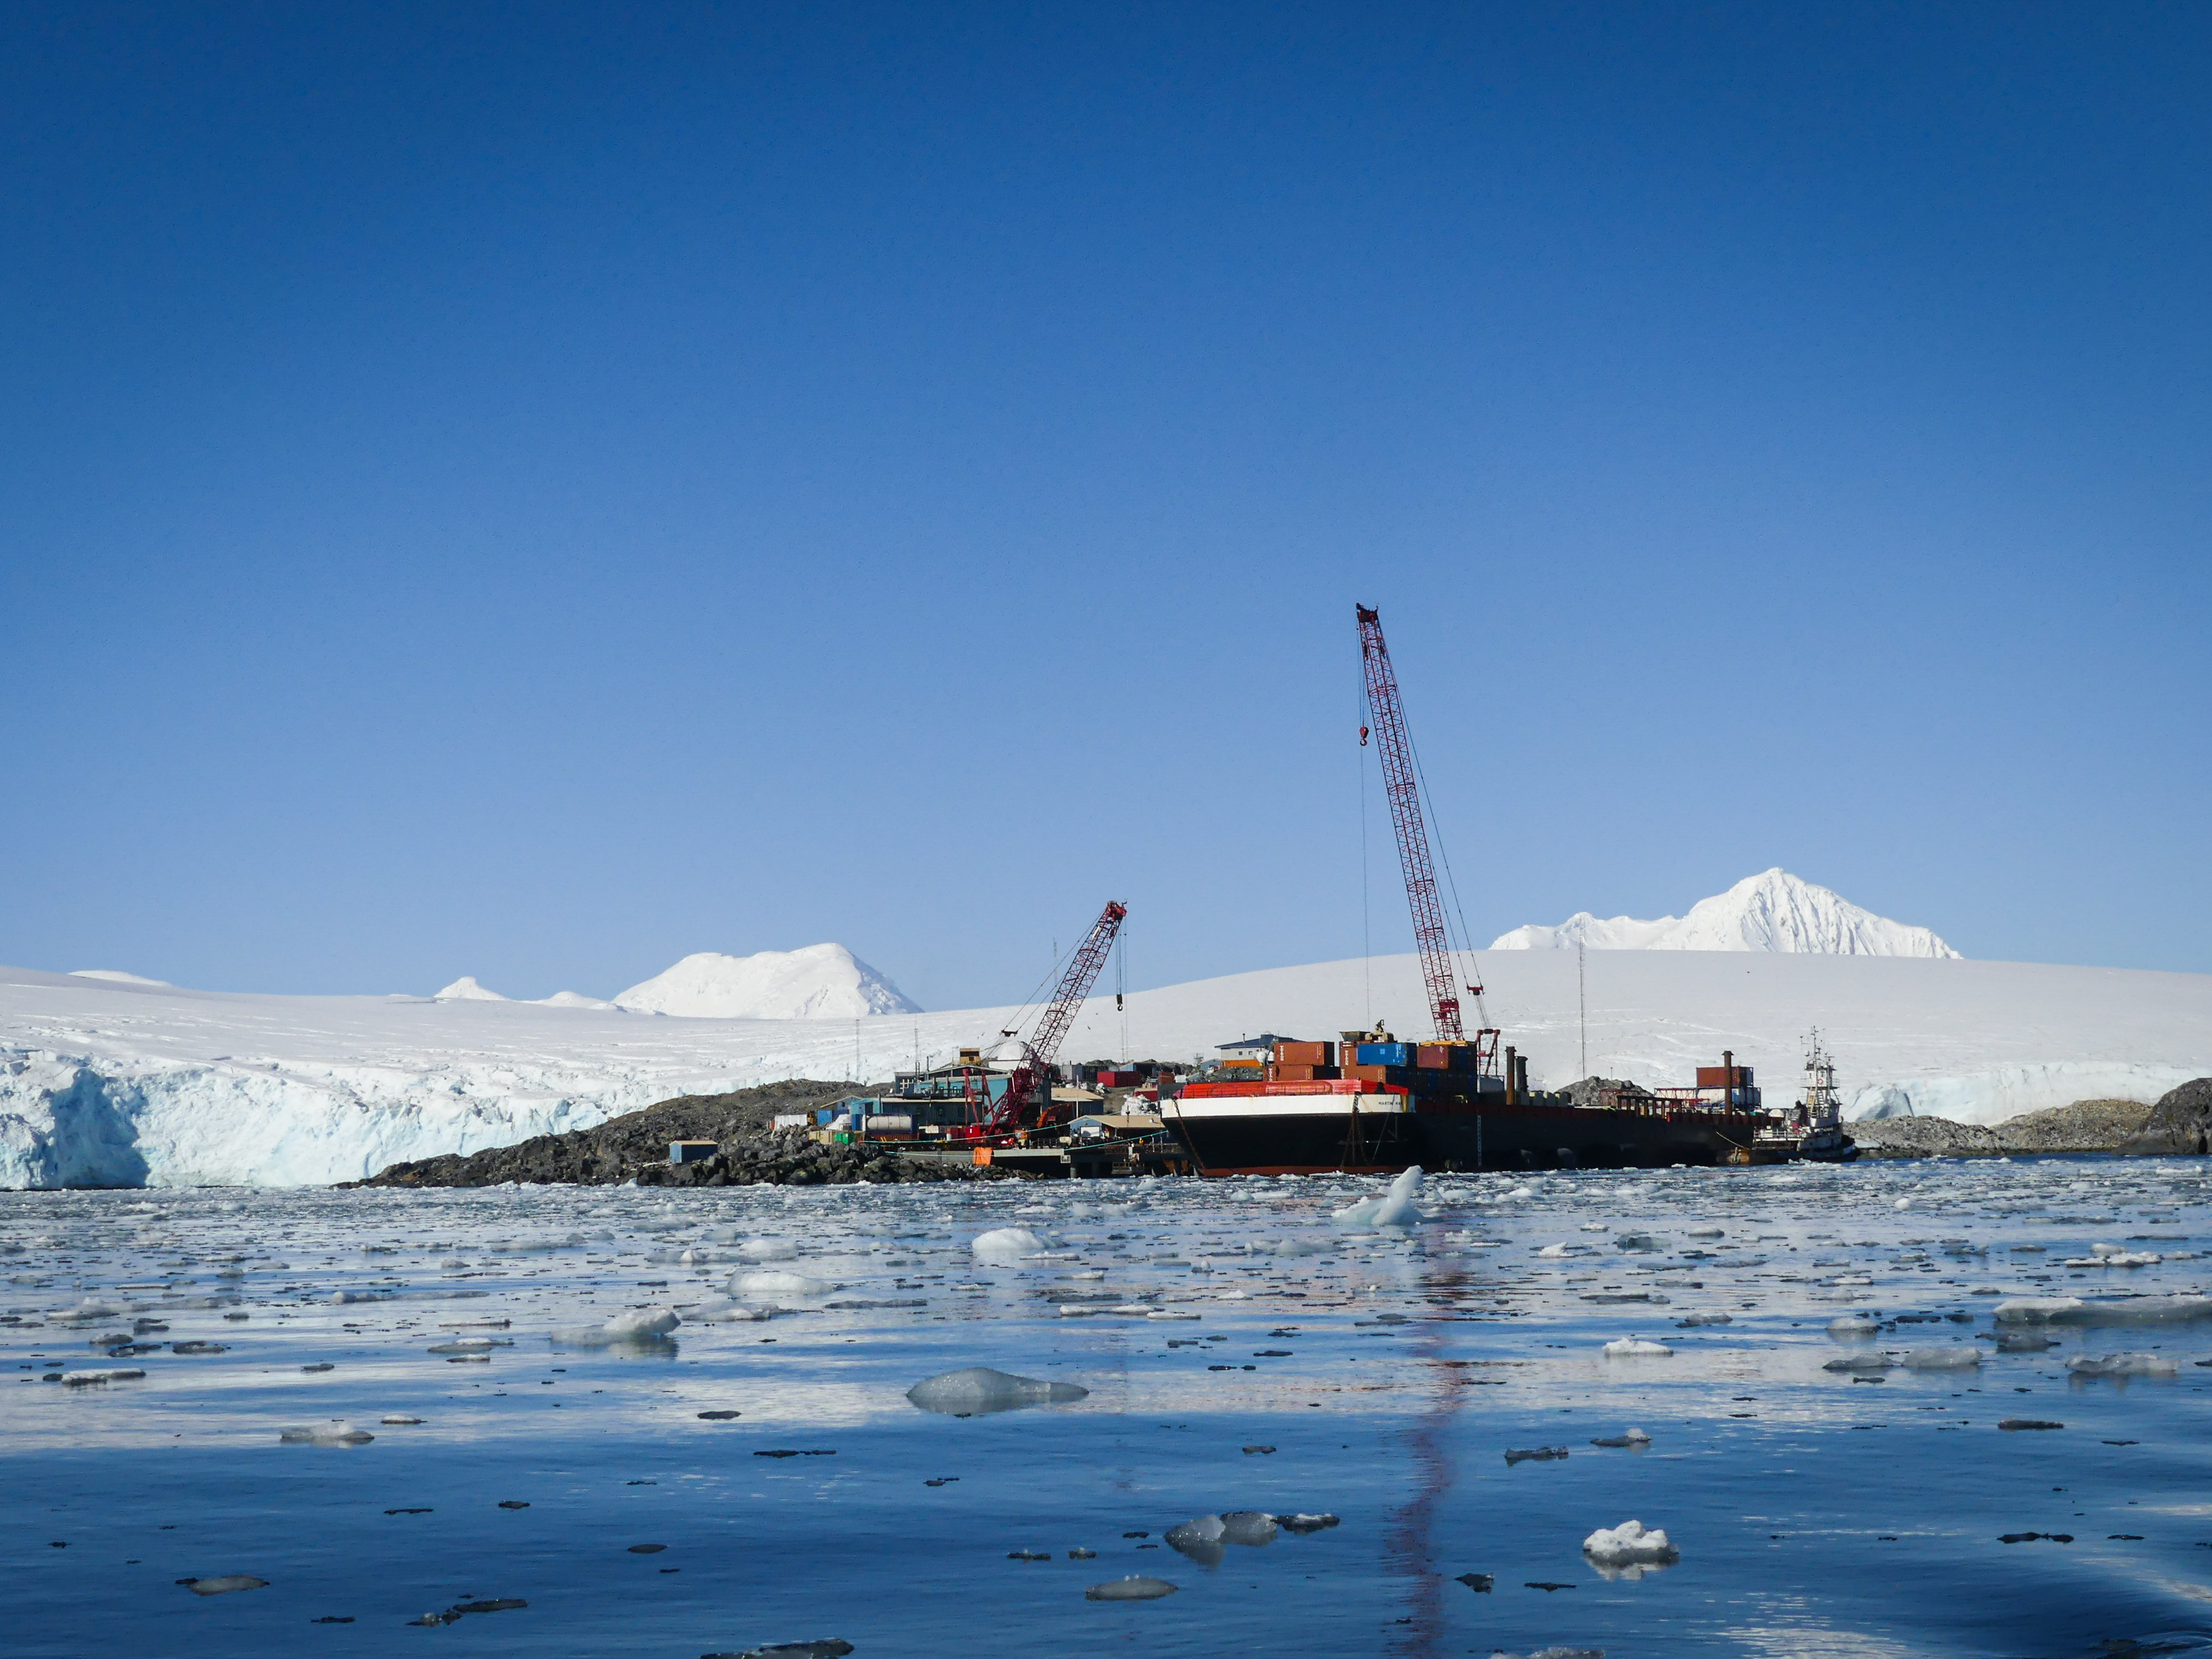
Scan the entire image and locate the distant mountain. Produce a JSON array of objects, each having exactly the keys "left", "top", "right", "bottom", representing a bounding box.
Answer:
[
  {"left": 614, "top": 944, "right": 921, "bottom": 1020},
  {"left": 434, "top": 975, "right": 509, "bottom": 1000},
  {"left": 1491, "top": 868, "right": 1960, "bottom": 958}
]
